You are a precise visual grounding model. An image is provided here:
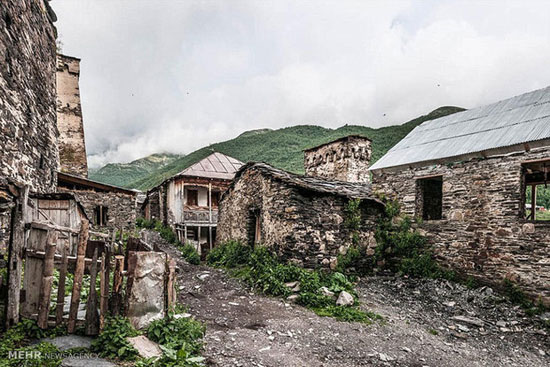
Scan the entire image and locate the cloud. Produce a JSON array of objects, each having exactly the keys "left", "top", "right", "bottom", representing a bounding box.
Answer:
[{"left": 51, "top": 0, "right": 550, "bottom": 168}]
